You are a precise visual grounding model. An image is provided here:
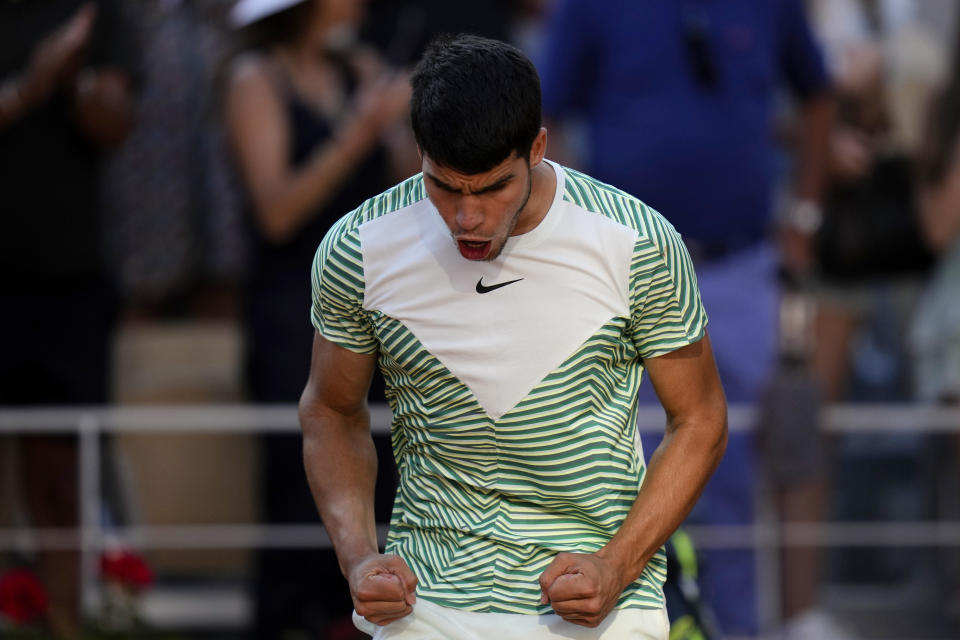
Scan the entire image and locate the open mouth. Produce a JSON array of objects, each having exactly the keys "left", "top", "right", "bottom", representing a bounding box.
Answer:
[{"left": 456, "top": 239, "right": 492, "bottom": 260}]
